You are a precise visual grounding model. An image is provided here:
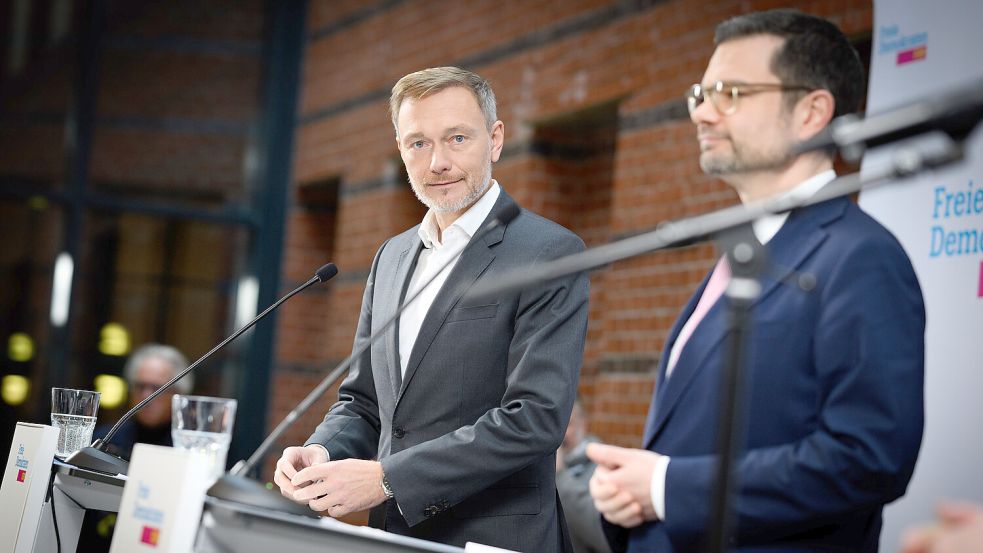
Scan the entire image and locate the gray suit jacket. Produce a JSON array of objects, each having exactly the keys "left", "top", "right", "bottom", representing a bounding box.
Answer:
[{"left": 307, "top": 189, "right": 590, "bottom": 551}]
